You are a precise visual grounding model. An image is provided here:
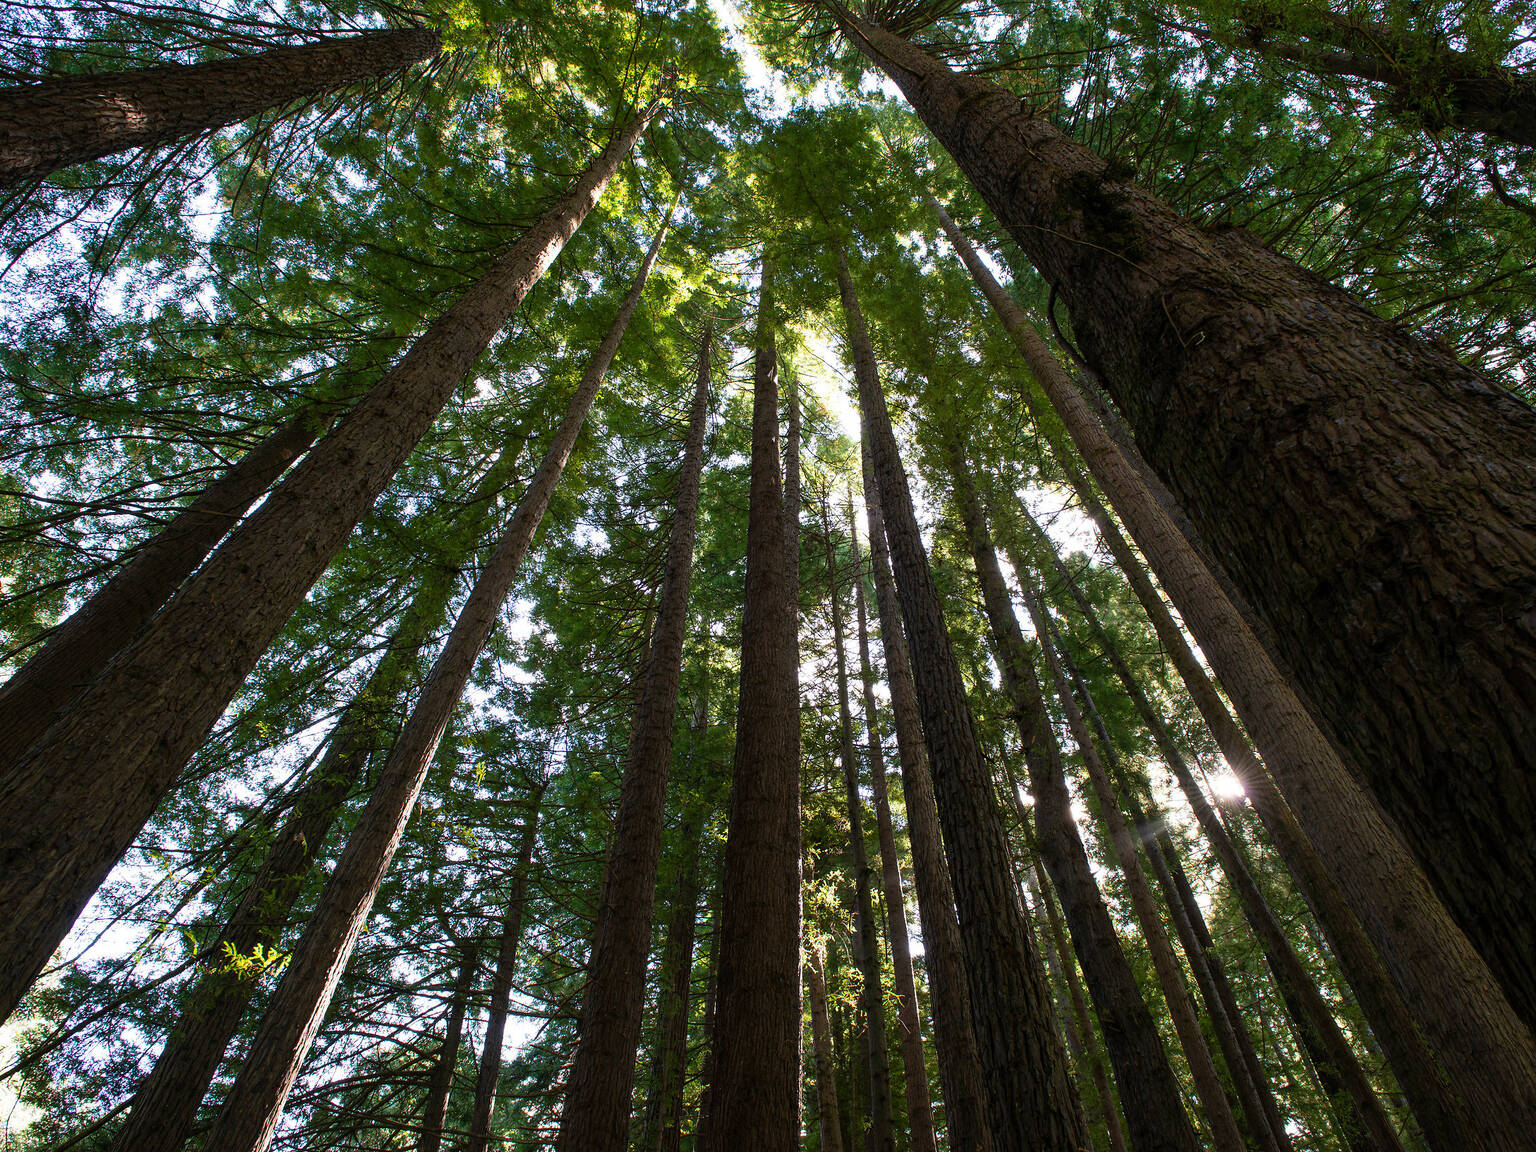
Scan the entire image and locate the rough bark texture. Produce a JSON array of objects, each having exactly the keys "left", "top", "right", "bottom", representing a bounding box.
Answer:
[
  {"left": 466, "top": 801, "right": 544, "bottom": 1152},
  {"left": 0, "top": 27, "right": 441, "bottom": 186},
  {"left": 555, "top": 317, "right": 711, "bottom": 1152},
  {"left": 852, "top": 517, "right": 938, "bottom": 1152},
  {"left": 417, "top": 943, "right": 478, "bottom": 1152},
  {"left": 943, "top": 453, "right": 1200, "bottom": 1152},
  {"left": 875, "top": 24, "right": 1536, "bottom": 1040},
  {"left": 697, "top": 257, "right": 802, "bottom": 1151},
  {"left": 0, "top": 409, "right": 322, "bottom": 765},
  {"left": 860, "top": 439, "right": 992, "bottom": 1152},
  {"left": 808, "top": 943, "right": 847, "bottom": 1152},
  {"left": 844, "top": 250, "right": 1087, "bottom": 1152},
  {"left": 198, "top": 205, "right": 668, "bottom": 1152},
  {"left": 0, "top": 101, "right": 659, "bottom": 1027},
  {"left": 824, "top": 499, "right": 898, "bottom": 1152},
  {"left": 922, "top": 185, "right": 1536, "bottom": 1146}
]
